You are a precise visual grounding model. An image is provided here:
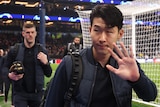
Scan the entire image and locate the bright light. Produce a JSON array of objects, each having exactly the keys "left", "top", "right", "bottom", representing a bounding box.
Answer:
[
  {"left": 58, "top": 17, "right": 62, "bottom": 21},
  {"left": 0, "top": 0, "right": 11, "bottom": 4},
  {"left": 110, "top": 0, "right": 114, "bottom": 4}
]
